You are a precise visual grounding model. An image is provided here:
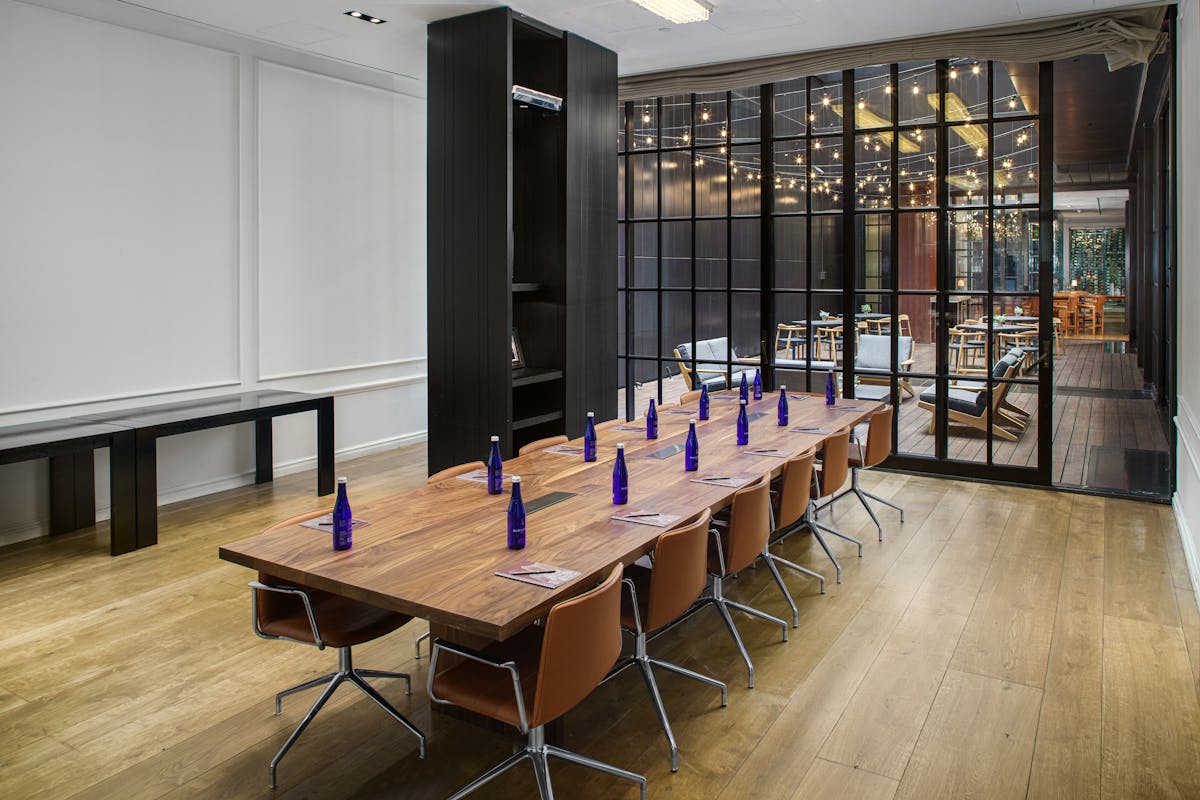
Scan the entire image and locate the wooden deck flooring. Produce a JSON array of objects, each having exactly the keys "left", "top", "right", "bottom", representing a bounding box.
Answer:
[
  {"left": 620, "top": 338, "right": 1169, "bottom": 491},
  {"left": 1, "top": 444, "right": 1197, "bottom": 799}
]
